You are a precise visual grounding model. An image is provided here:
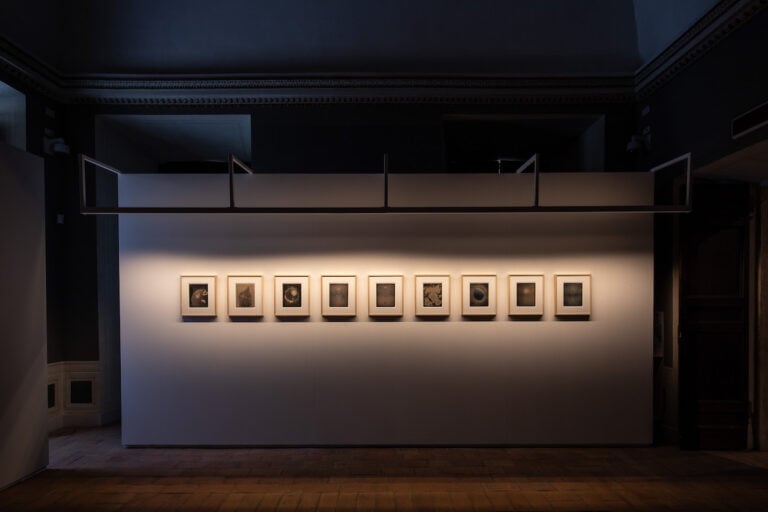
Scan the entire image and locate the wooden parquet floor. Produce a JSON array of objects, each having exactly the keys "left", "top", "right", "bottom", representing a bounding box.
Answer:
[{"left": 1, "top": 426, "right": 768, "bottom": 511}]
